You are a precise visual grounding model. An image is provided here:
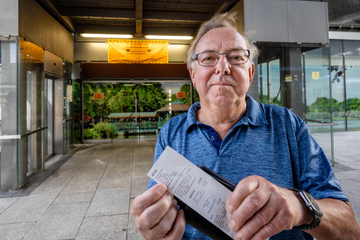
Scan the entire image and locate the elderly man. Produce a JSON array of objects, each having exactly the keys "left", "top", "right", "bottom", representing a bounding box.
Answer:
[{"left": 131, "top": 12, "right": 360, "bottom": 240}]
